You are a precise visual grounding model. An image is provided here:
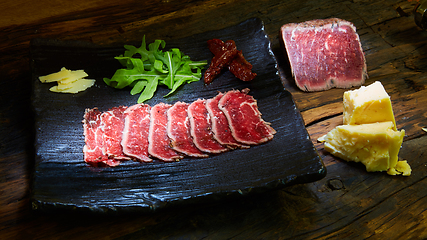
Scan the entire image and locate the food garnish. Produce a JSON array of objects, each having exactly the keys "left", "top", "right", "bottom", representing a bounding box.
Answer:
[
  {"left": 39, "top": 67, "right": 95, "bottom": 93},
  {"left": 204, "top": 39, "right": 256, "bottom": 84},
  {"left": 104, "top": 36, "right": 207, "bottom": 103}
]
